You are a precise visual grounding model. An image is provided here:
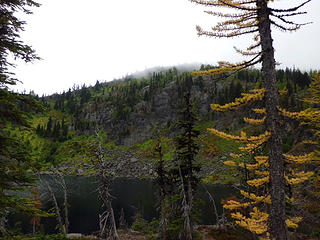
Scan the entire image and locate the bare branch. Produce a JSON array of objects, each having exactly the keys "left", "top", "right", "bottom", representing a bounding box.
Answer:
[
  {"left": 270, "top": 20, "right": 300, "bottom": 32},
  {"left": 270, "top": 0, "right": 311, "bottom": 13},
  {"left": 271, "top": 14, "right": 312, "bottom": 28},
  {"left": 272, "top": 11, "right": 307, "bottom": 18}
]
